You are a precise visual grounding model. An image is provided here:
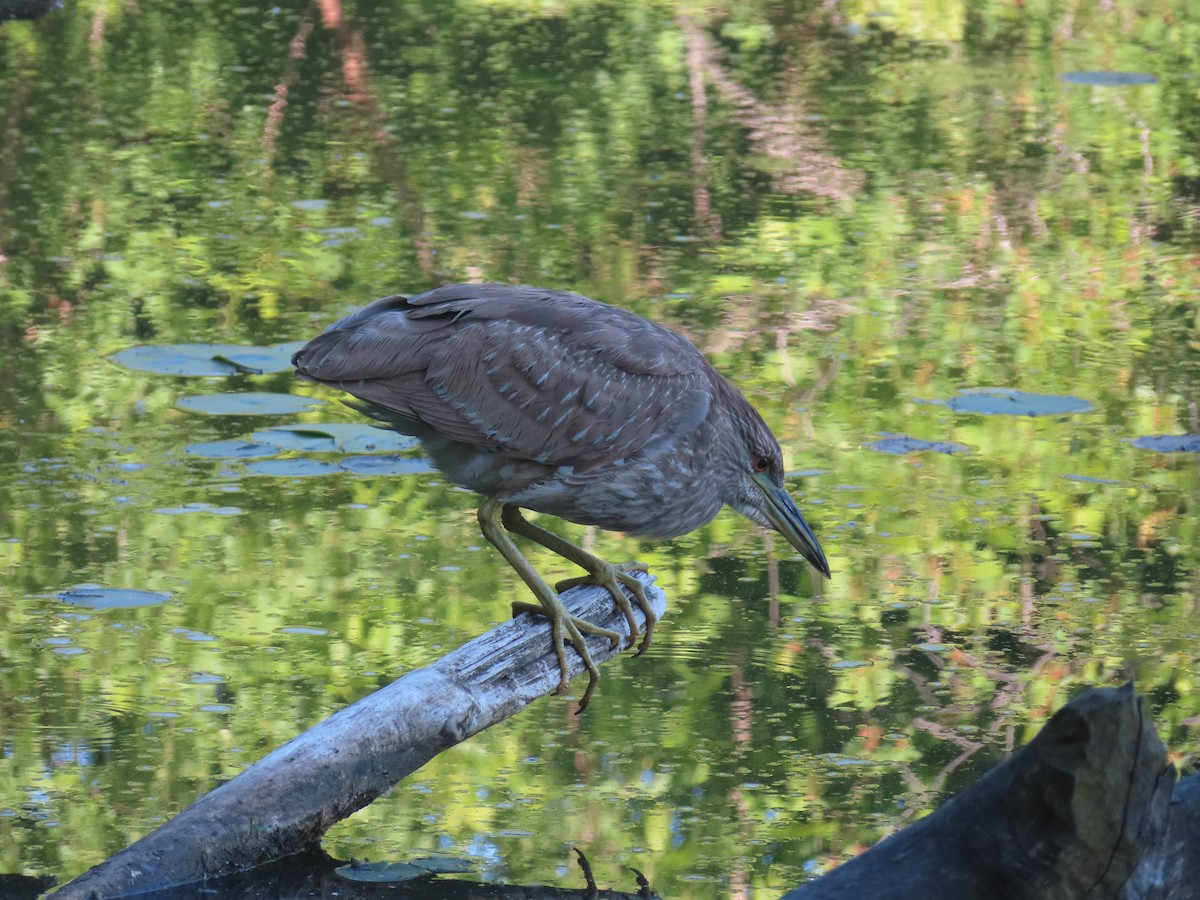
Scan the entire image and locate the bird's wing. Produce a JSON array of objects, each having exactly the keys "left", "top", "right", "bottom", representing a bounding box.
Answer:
[{"left": 293, "top": 284, "right": 714, "bottom": 467}]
